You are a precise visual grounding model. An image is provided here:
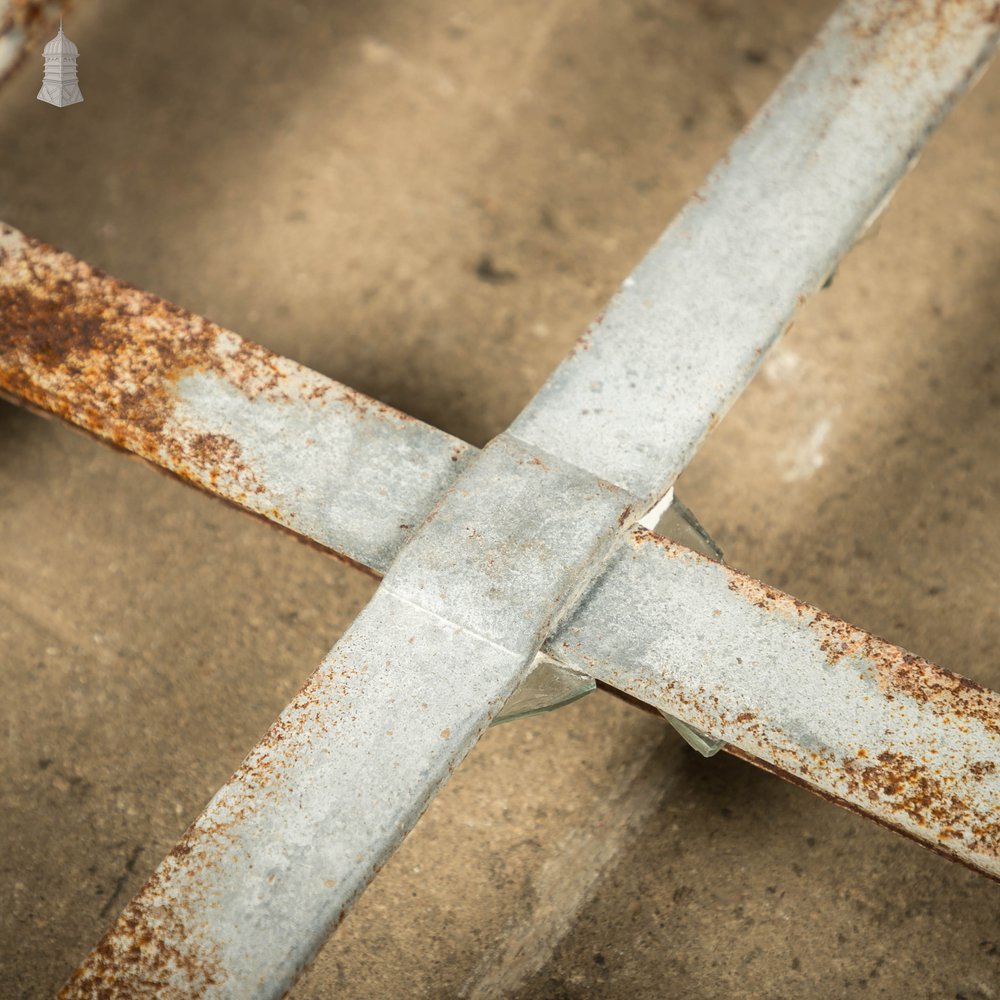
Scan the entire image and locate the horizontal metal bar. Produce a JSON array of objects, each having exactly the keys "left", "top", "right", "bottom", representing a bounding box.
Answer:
[{"left": 5, "top": 216, "right": 999, "bottom": 882}]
